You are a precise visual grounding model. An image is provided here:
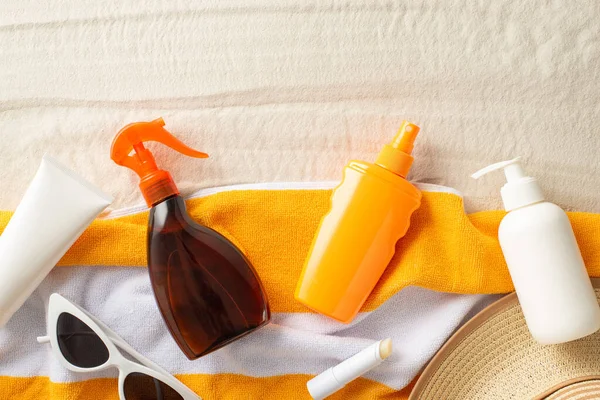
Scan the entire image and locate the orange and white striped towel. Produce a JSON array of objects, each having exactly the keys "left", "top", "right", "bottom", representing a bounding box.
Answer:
[
  {"left": 3, "top": 181, "right": 600, "bottom": 399},
  {"left": 0, "top": 182, "right": 499, "bottom": 399}
]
